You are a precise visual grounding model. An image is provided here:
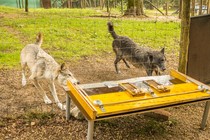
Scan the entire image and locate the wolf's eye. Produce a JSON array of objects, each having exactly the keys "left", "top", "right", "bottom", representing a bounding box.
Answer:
[
  {"left": 160, "top": 59, "right": 164, "bottom": 62},
  {"left": 61, "top": 72, "right": 68, "bottom": 76}
]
